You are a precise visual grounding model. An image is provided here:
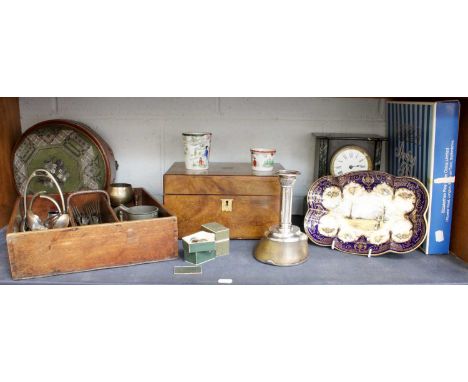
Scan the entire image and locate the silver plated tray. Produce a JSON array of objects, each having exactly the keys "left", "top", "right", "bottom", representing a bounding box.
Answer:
[{"left": 304, "top": 171, "right": 429, "bottom": 255}]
